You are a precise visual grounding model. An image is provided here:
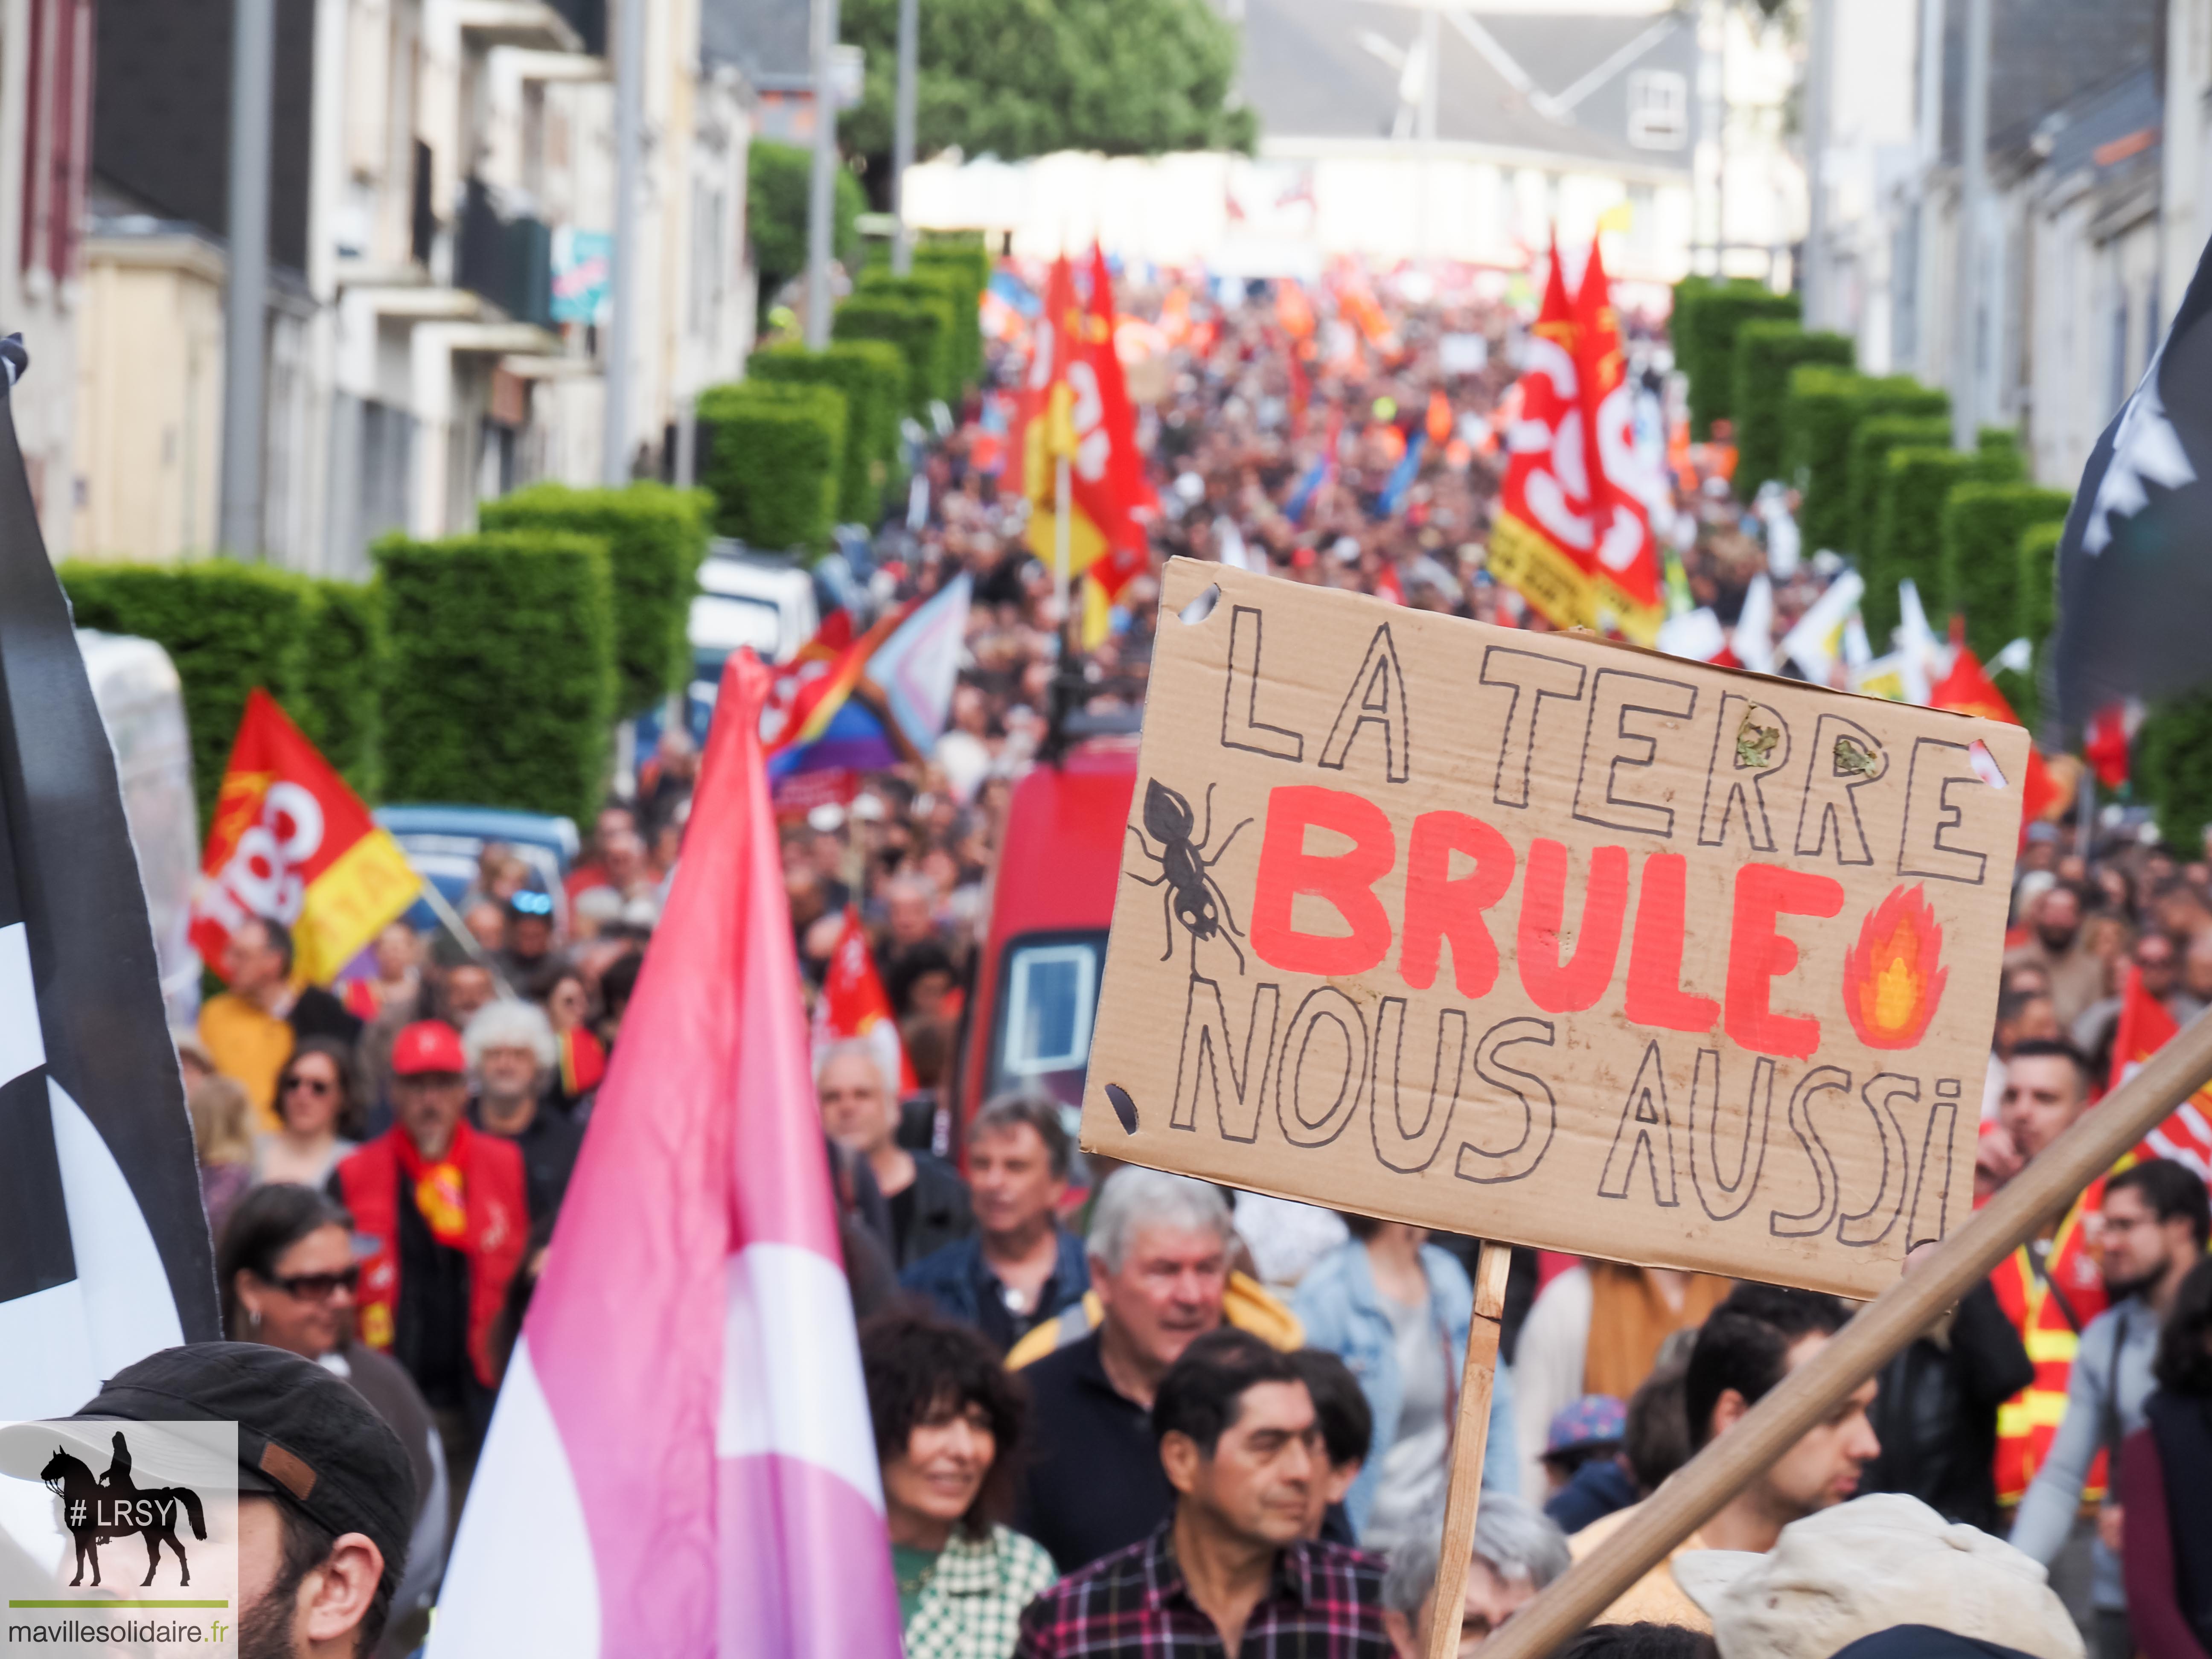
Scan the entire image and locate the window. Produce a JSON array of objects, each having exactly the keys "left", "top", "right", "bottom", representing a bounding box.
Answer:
[
  {"left": 1627, "top": 70, "right": 1688, "bottom": 150},
  {"left": 1001, "top": 941, "right": 1098, "bottom": 1078}
]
